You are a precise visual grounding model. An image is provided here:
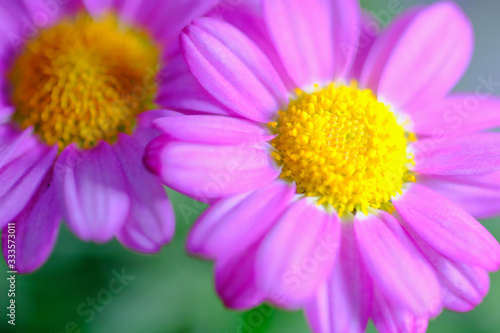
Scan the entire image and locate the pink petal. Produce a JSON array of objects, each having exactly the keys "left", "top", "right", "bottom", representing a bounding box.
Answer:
[
  {"left": 371, "top": 289, "right": 429, "bottom": 333},
  {"left": 156, "top": 53, "right": 235, "bottom": 116},
  {"left": 362, "top": 2, "right": 472, "bottom": 110},
  {"left": 0, "top": 2, "right": 29, "bottom": 62},
  {"left": 413, "top": 133, "right": 500, "bottom": 176},
  {"left": 0, "top": 127, "right": 37, "bottom": 170},
  {"left": 411, "top": 95, "right": 500, "bottom": 138},
  {"left": 256, "top": 200, "right": 341, "bottom": 309},
  {"left": 153, "top": 115, "right": 273, "bottom": 145},
  {"left": 330, "top": 0, "right": 361, "bottom": 78},
  {"left": 132, "top": 110, "right": 183, "bottom": 147},
  {"left": 165, "top": 0, "right": 223, "bottom": 54},
  {"left": 219, "top": 3, "right": 295, "bottom": 90},
  {"left": 394, "top": 184, "right": 500, "bottom": 271},
  {"left": 347, "top": 11, "right": 381, "bottom": 80},
  {"left": 263, "top": 0, "right": 360, "bottom": 86},
  {"left": 181, "top": 17, "right": 287, "bottom": 122},
  {"left": 440, "top": 285, "right": 487, "bottom": 313},
  {"left": 354, "top": 211, "right": 441, "bottom": 315},
  {"left": 0, "top": 130, "right": 57, "bottom": 228},
  {"left": 82, "top": 0, "right": 113, "bottom": 16},
  {"left": 114, "top": 134, "right": 174, "bottom": 253},
  {"left": 54, "top": 142, "right": 130, "bottom": 242},
  {"left": 419, "top": 173, "right": 500, "bottom": 219},
  {"left": 131, "top": 0, "right": 218, "bottom": 52},
  {"left": 0, "top": 124, "right": 15, "bottom": 144},
  {"left": 188, "top": 180, "right": 295, "bottom": 260},
  {"left": 144, "top": 135, "right": 280, "bottom": 202},
  {"left": 0, "top": 107, "right": 13, "bottom": 121},
  {"left": 215, "top": 242, "right": 266, "bottom": 310},
  {"left": 305, "top": 223, "right": 372, "bottom": 333},
  {"left": 360, "top": 6, "right": 423, "bottom": 91},
  {"left": 136, "top": 110, "right": 183, "bottom": 130},
  {"left": 1, "top": 170, "right": 61, "bottom": 274},
  {"left": 84, "top": 0, "right": 218, "bottom": 52},
  {"left": 412, "top": 233, "right": 490, "bottom": 313},
  {"left": 21, "top": 0, "right": 79, "bottom": 26},
  {"left": 262, "top": 0, "right": 333, "bottom": 86},
  {"left": 0, "top": 2, "right": 25, "bottom": 37}
]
